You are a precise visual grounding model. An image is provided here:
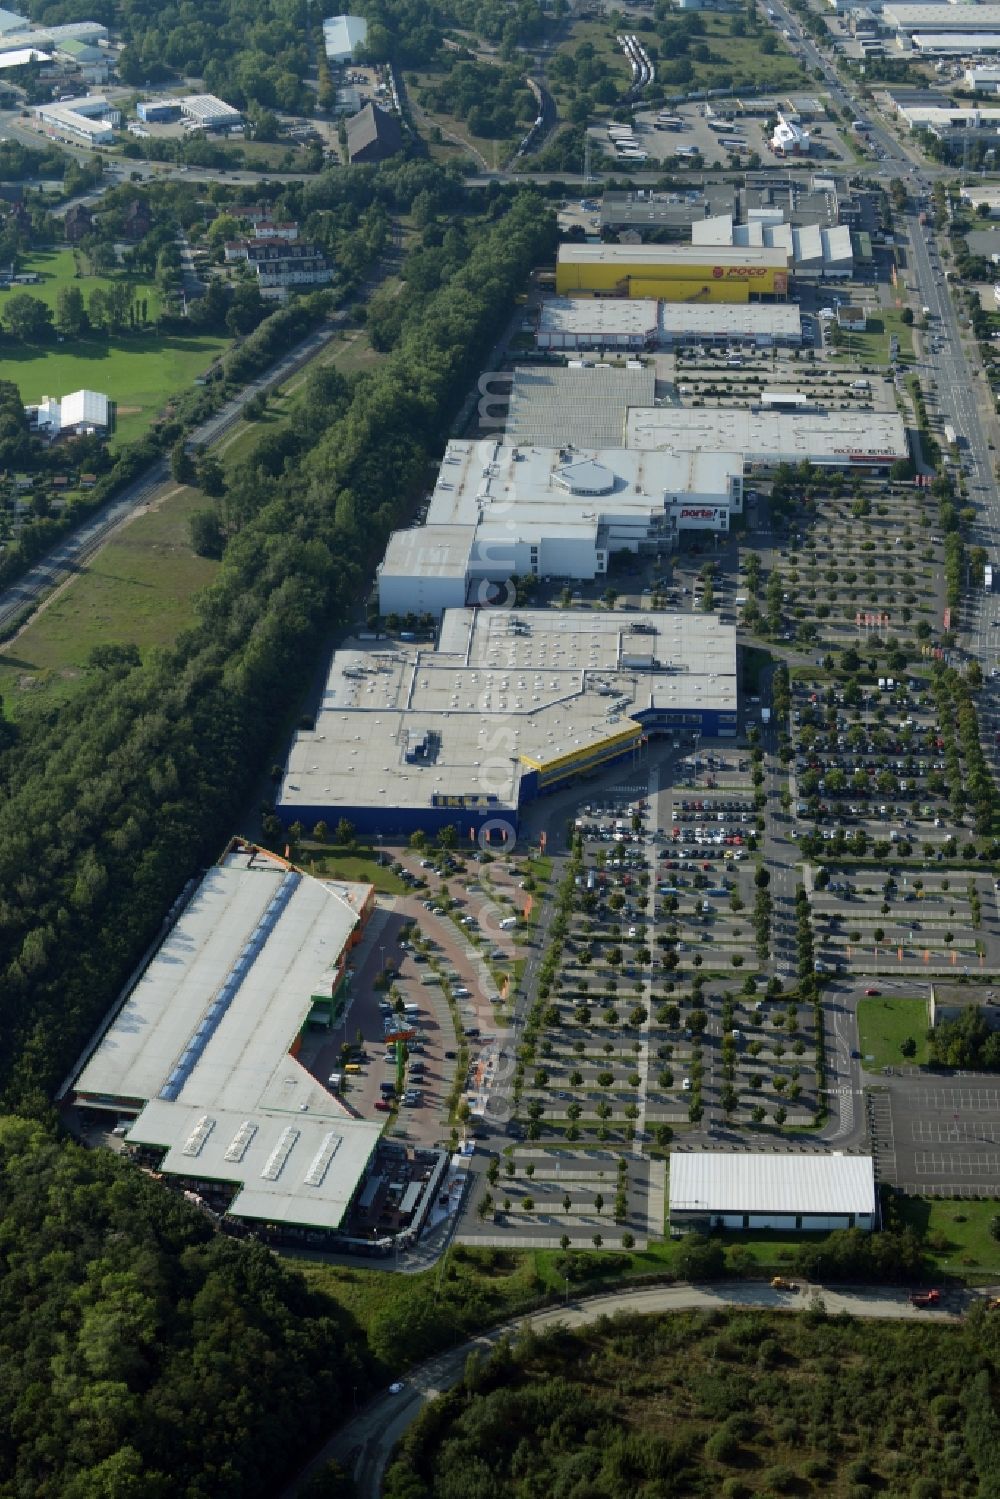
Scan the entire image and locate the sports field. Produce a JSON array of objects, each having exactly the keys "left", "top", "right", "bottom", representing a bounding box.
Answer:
[{"left": 0, "top": 248, "right": 229, "bottom": 445}]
